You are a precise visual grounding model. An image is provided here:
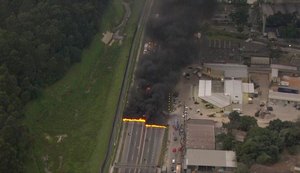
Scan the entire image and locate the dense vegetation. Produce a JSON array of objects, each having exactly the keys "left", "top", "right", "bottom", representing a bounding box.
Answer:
[
  {"left": 218, "top": 112, "right": 300, "bottom": 171},
  {"left": 266, "top": 12, "right": 300, "bottom": 38},
  {"left": 229, "top": 1, "right": 249, "bottom": 32},
  {"left": 0, "top": 0, "right": 108, "bottom": 172}
]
